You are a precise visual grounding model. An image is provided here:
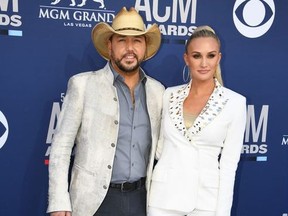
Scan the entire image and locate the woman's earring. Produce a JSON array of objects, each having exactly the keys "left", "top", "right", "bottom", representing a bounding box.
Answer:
[{"left": 182, "top": 65, "right": 190, "bottom": 83}]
